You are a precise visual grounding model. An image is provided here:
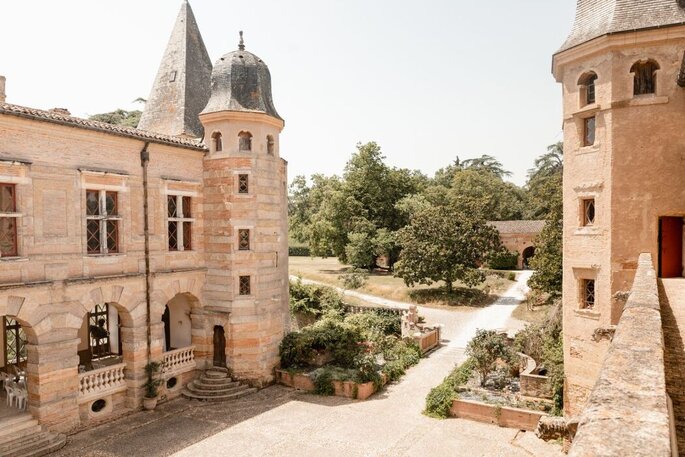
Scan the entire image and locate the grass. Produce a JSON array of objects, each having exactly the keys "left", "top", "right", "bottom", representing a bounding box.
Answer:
[
  {"left": 289, "top": 256, "right": 515, "bottom": 309},
  {"left": 511, "top": 301, "right": 553, "bottom": 324}
]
